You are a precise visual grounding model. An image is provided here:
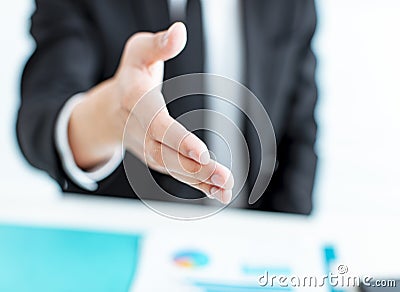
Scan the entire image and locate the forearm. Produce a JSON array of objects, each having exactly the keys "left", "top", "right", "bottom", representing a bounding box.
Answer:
[{"left": 69, "top": 78, "right": 126, "bottom": 170}]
